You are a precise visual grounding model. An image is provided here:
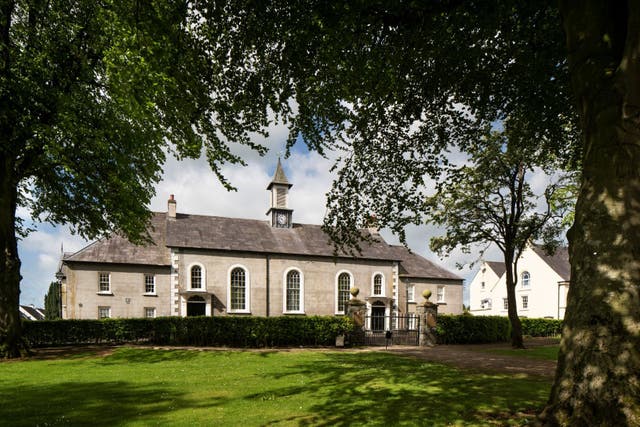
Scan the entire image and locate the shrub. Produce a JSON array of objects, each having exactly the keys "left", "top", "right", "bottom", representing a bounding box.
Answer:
[
  {"left": 22, "top": 315, "right": 353, "bottom": 348},
  {"left": 435, "top": 315, "right": 511, "bottom": 344},
  {"left": 521, "top": 317, "right": 562, "bottom": 337}
]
